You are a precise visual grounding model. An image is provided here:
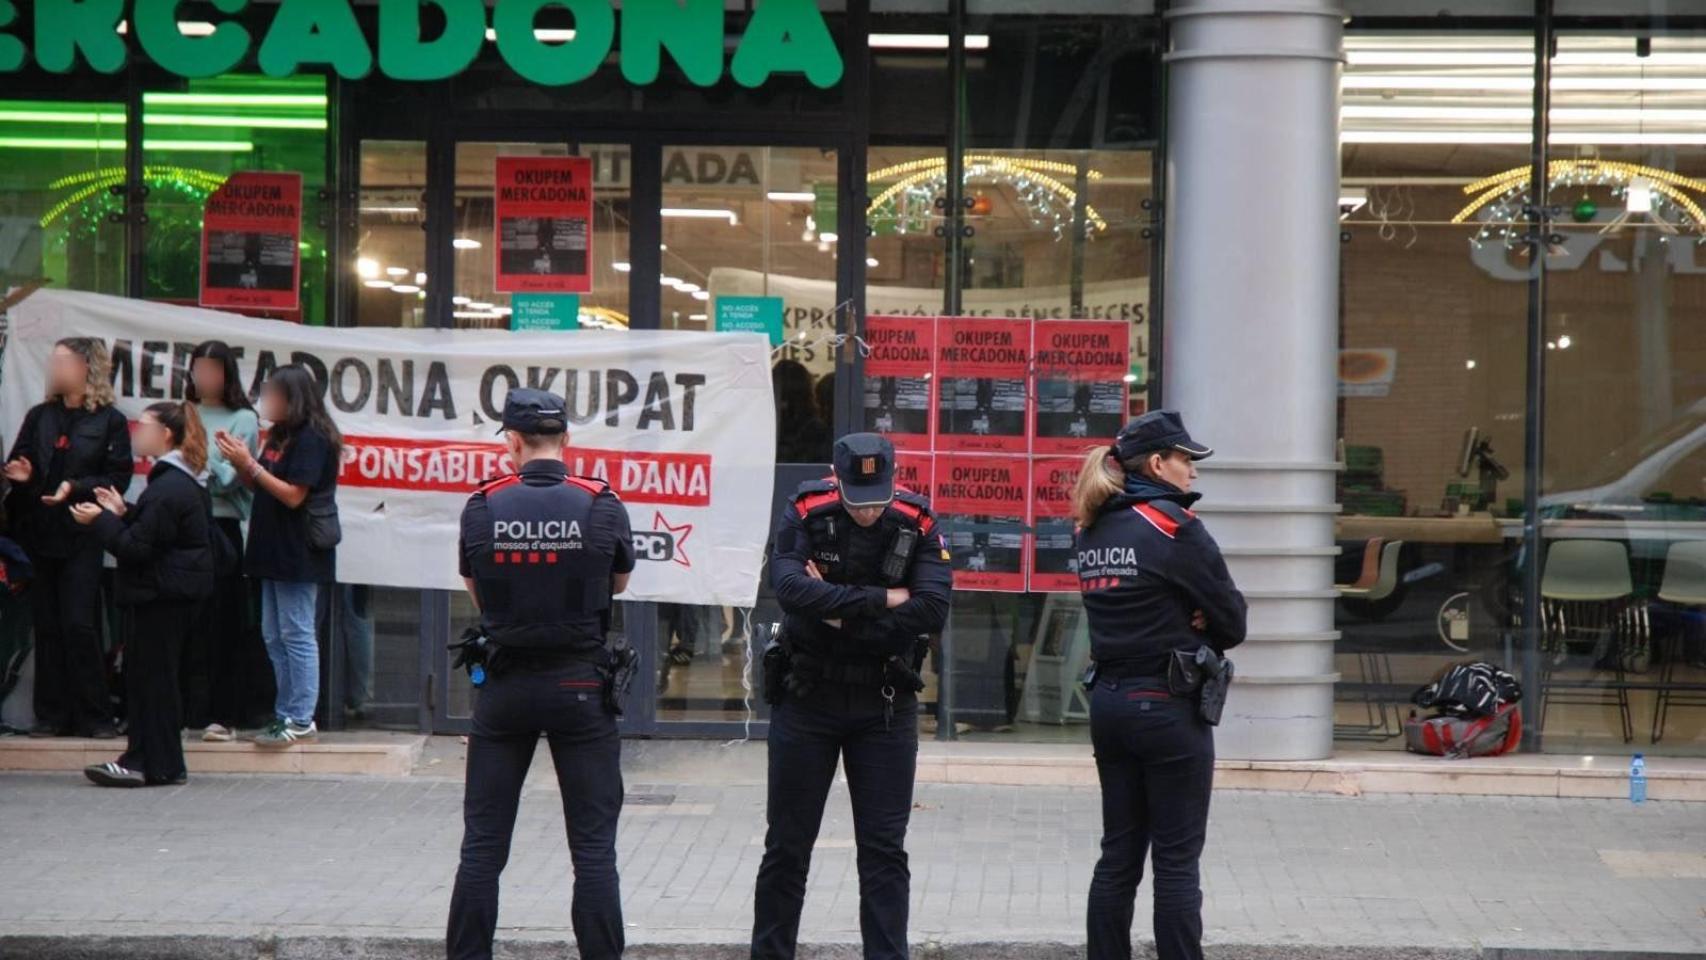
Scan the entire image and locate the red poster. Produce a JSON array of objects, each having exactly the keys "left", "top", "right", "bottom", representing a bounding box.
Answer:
[
  {"left": 934, "top": 317, "right": 1031, "bottom": 454},
  {"left": 863, "top": 316, "right": 935, "bottom": 451},
  {"left": 199, "top": 171, "right": 302, "bottom": 312},
  {"left": 1031, "top": 320, "right": 1130, "bottom": 455},
  {"left": 893, "top": 450, "right": 934, "bottom": 499},
  {"left": 494, "top": 156, "right": 593, "bottom": 294},
  {"left": 932, "top": 453, "right": 1028, "bottom": 592},
  {"left": 1030, "top": 457, "right": 1084, "bottom": 592}
]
